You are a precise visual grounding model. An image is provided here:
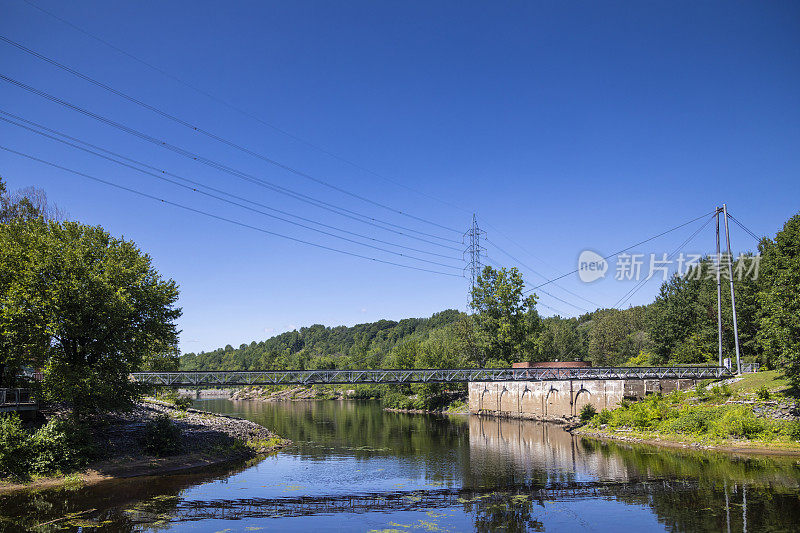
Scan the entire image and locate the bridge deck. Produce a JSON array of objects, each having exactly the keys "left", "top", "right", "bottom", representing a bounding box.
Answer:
[{"left": 131, "top": 366, "right": 732, "bottom": 387}]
